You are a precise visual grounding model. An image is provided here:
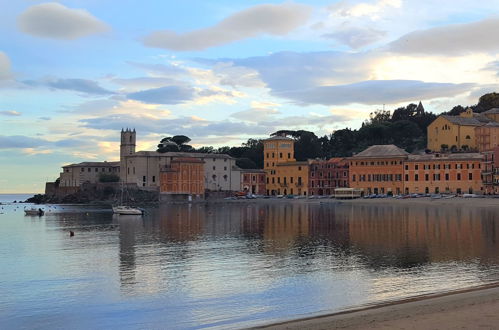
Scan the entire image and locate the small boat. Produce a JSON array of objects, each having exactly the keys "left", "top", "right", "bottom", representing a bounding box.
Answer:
[
  {"left": 112, "top": 205, "right": 143, "bottom": 215},
  {"left": 25, "top": 208, "right": 44, "bottom": 216}
]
